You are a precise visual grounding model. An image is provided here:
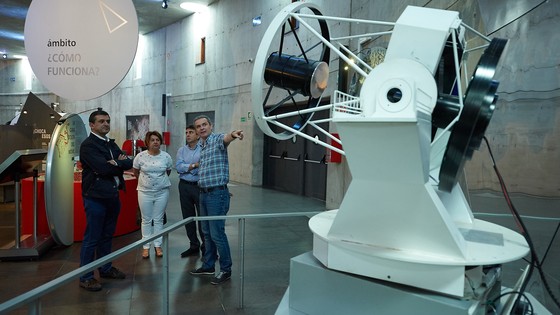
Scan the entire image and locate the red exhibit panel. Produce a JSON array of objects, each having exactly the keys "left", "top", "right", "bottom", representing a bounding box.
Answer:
[{"left": 21, "top": 173, "right": 139, "bottom": 242}]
